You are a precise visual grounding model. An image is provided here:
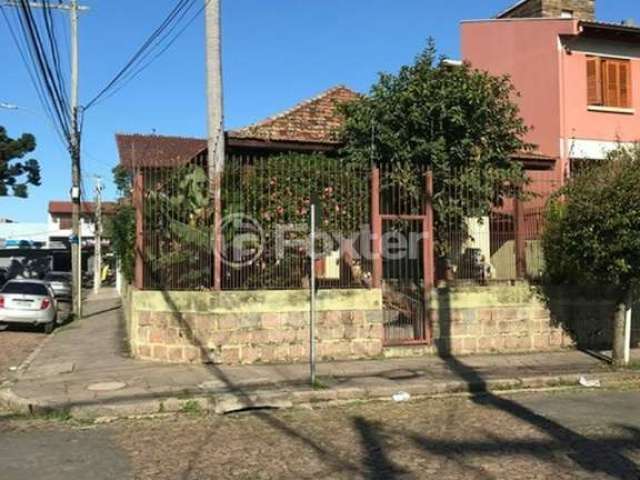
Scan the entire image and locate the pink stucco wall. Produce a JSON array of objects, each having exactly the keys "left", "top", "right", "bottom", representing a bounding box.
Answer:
[
  {"left": 462, "top": 19, "right": 578, "bottom": 160},
  {"left": 462, "top": 18, "right": 640, "bottom": 168},
  {"left": 562, "top": 50, "right": 640, "bottom": 143}
]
